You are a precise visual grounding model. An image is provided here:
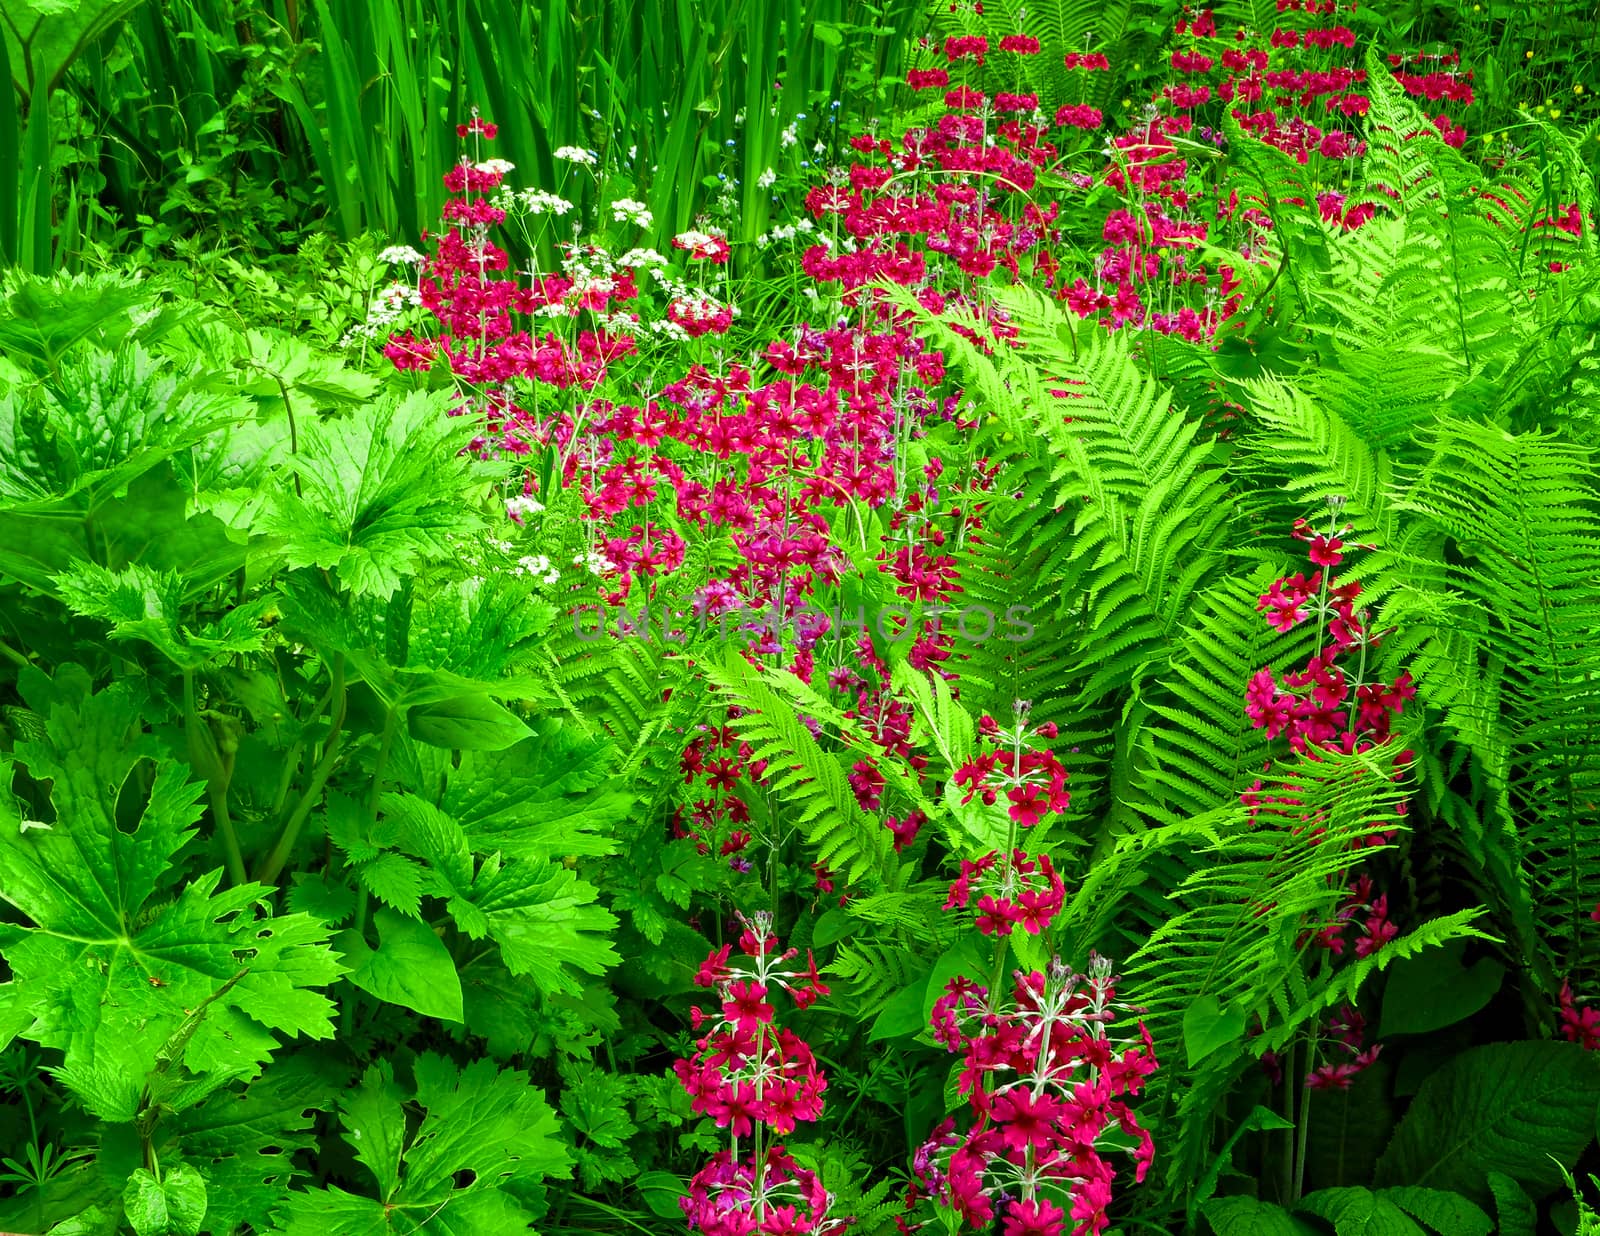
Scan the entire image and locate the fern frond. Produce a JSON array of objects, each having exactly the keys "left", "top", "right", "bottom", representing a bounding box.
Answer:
[{"left": 707, "top": 652, "right": 897, "bottom": 888}]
